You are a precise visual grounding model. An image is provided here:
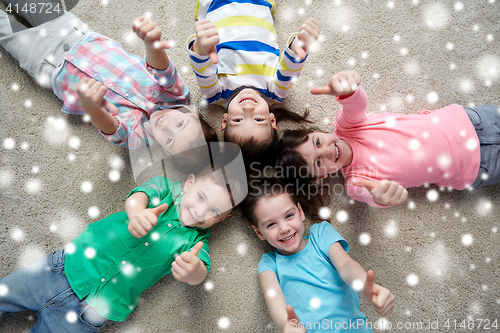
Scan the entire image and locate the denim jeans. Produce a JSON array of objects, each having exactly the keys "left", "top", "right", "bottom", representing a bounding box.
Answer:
[
  {"left": 0, "top": 250, "right": 107, "bottom": 332},
  {"left": 465, "top": 105, "right": 500, "bottom": 187}
]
